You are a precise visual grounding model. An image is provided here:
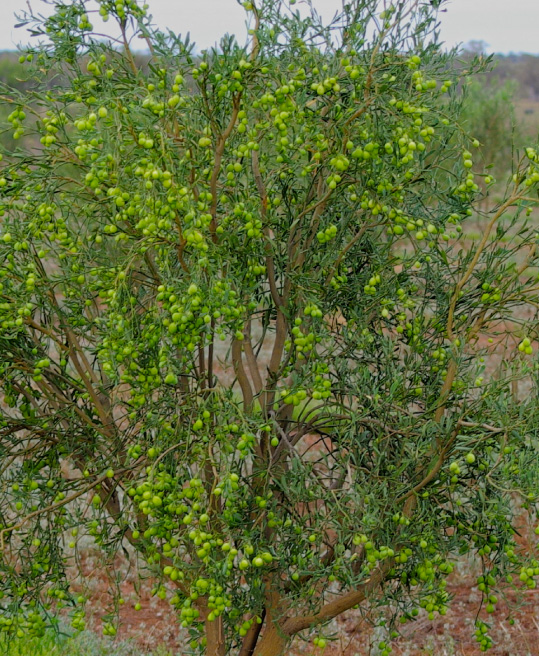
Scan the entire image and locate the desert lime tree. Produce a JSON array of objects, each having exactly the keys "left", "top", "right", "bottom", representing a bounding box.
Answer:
[{"left": 2, "top": 1, "right": 539, "bottom": 655}]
